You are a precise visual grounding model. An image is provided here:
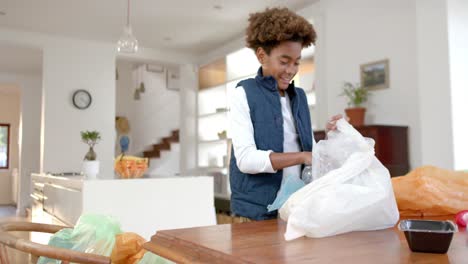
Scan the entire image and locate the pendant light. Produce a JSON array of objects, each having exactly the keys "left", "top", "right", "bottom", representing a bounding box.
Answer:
[{"left": 117, "top": 0, "right": 138, "bottom": 53}]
